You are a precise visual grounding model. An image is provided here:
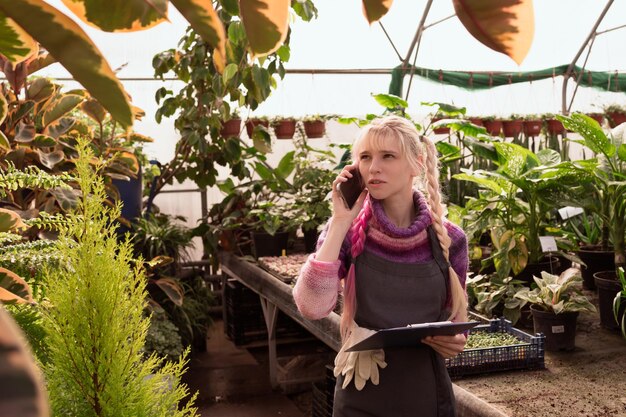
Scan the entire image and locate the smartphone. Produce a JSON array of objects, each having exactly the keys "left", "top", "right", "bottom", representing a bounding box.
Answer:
[{"left": 339, "top": 167, "right": 365, "bottom": 209}]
